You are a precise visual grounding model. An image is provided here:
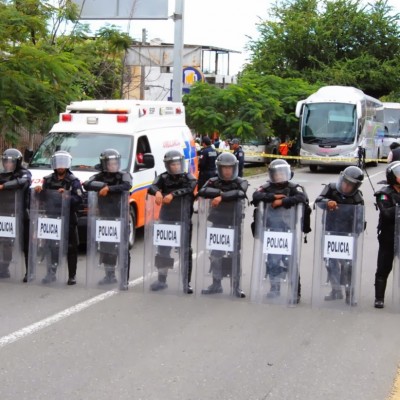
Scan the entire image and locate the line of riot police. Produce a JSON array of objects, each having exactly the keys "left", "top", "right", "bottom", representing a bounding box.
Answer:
[{"left": 1, "top": 145, "right": 400, "bottom": 311}]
